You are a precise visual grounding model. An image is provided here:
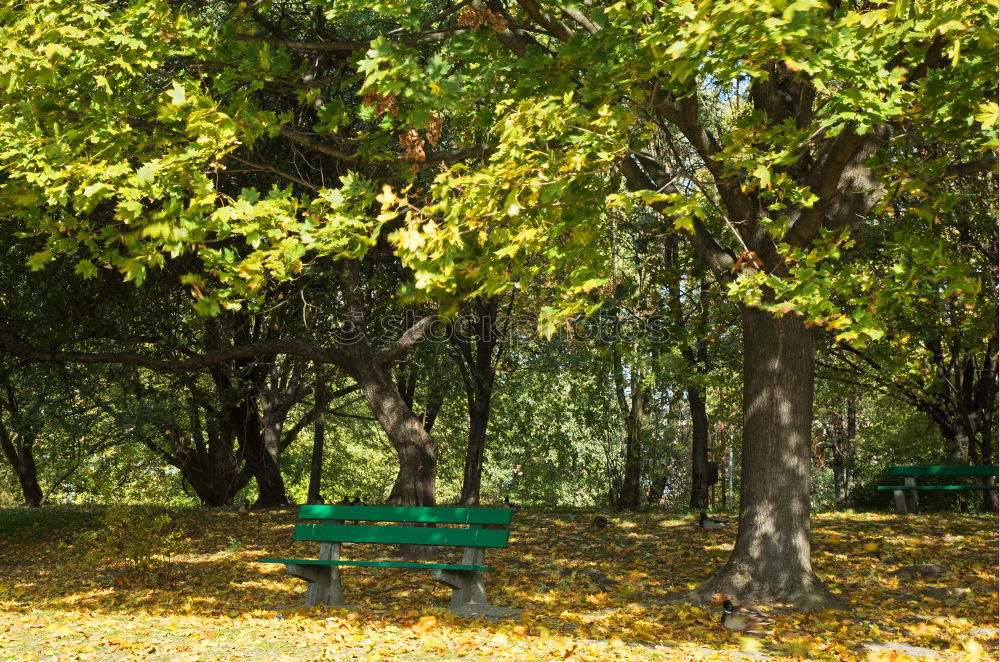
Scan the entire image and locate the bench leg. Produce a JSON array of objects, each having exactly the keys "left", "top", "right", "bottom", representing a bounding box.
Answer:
[
  {"left": 432, "top": 547, "right": 487, "bottom": 608},
  {"left": 285, "top": 542, "right": 344, "bottom": 607},
  {"left": 892, "top": 490, "right": 908, "bottom": 515},
  {"left": 904, "top": 477, "right": 918, "bottom": 514},
  {"left": 893, "top": 478, "right": 918, "bottom": 515}
]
